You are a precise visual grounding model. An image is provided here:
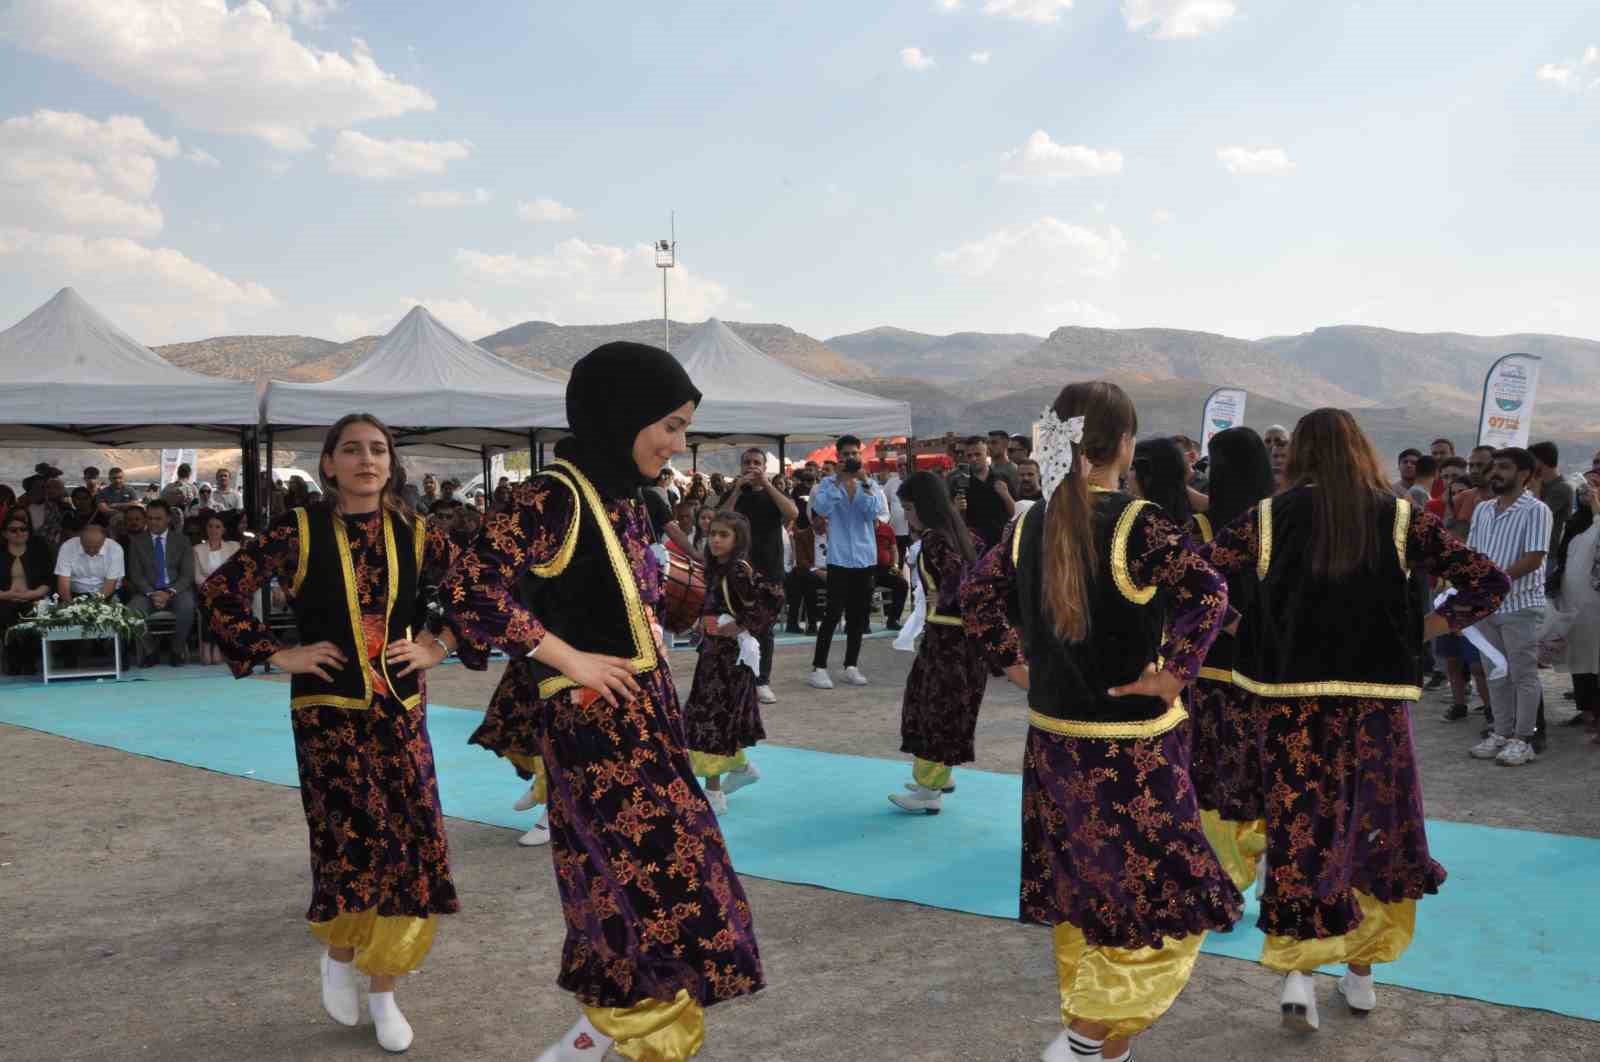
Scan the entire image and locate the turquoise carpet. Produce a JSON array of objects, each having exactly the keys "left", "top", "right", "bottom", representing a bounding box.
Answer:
[{"left": 3, "top": 675, "right": 1597, "bottom": 1022}]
